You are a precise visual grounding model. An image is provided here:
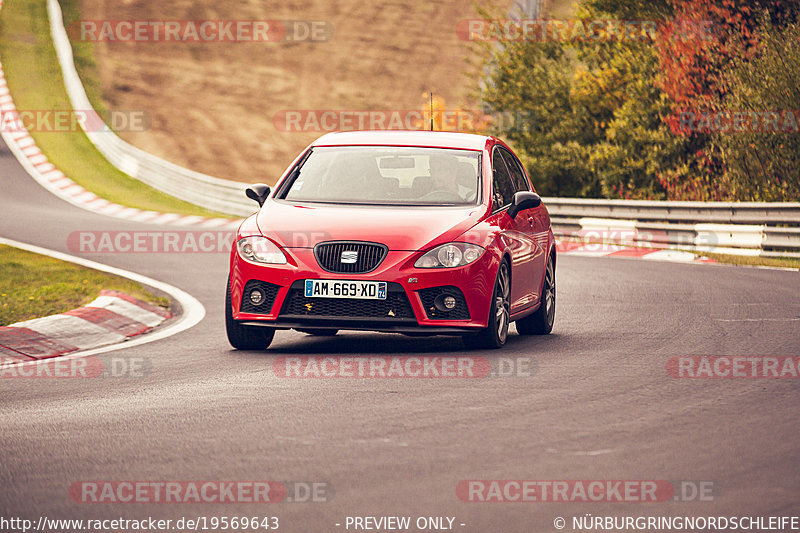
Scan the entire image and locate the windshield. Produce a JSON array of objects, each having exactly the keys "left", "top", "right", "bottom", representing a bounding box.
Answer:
[{"left": 280, "top": 146, "right": 481, "bottom": 206}]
